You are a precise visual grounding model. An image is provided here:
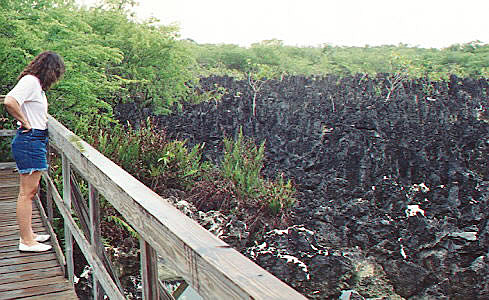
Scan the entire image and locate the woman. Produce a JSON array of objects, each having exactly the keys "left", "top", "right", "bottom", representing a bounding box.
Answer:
[{"left": 4, "top": 51, "right": 65, "bottom": 252}]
